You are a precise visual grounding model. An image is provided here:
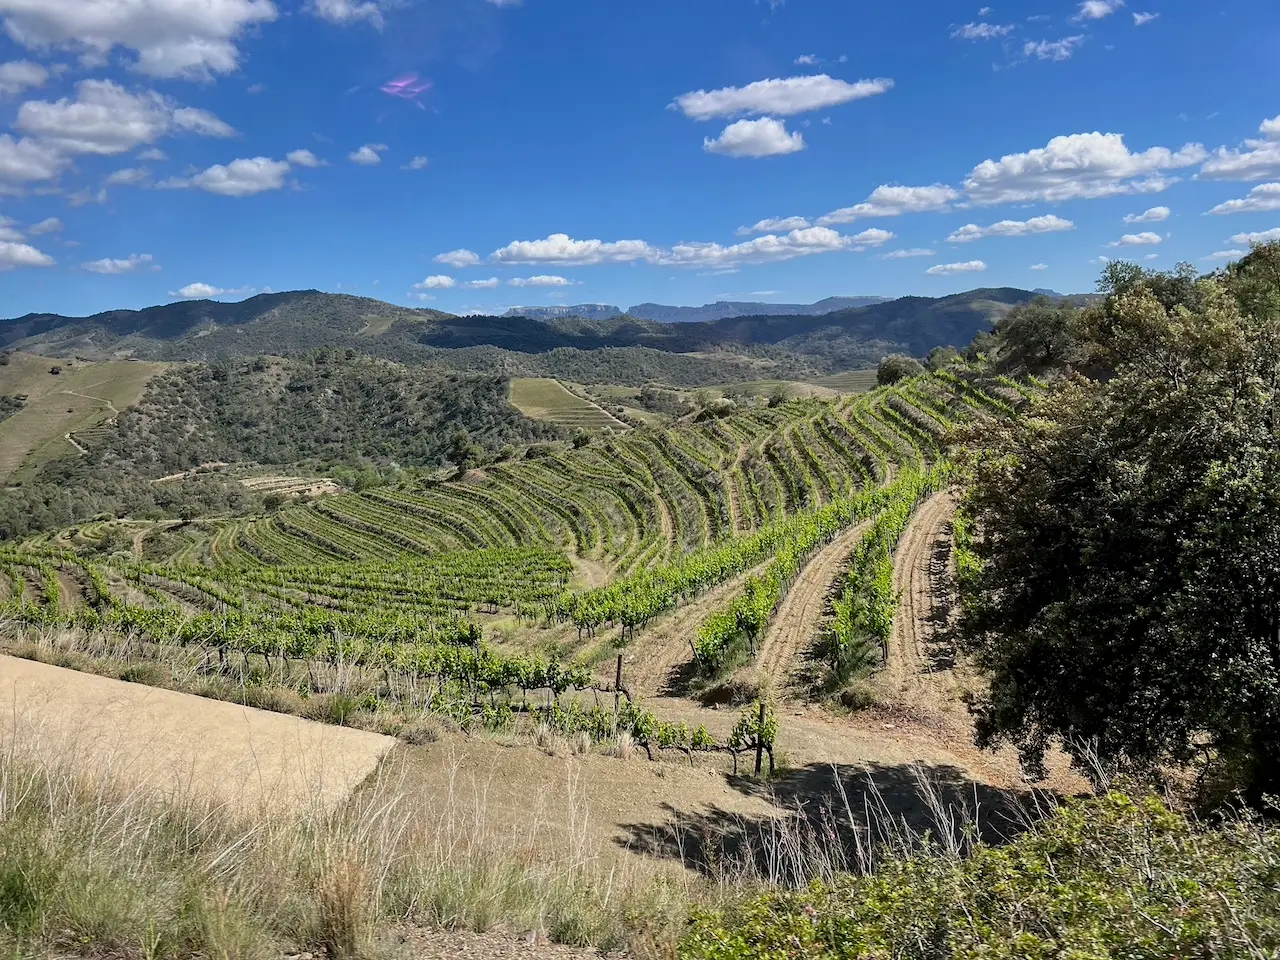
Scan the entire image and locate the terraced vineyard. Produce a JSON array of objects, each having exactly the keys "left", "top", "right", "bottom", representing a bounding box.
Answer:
[{"left": 1, "top": 367, "right": 1025, "bottom": 754}]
